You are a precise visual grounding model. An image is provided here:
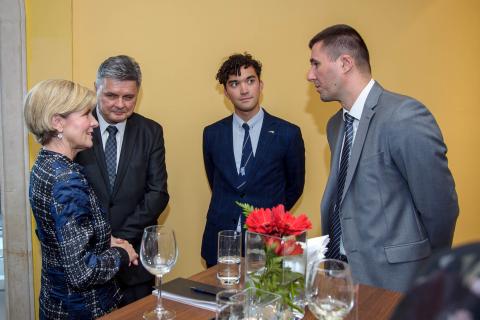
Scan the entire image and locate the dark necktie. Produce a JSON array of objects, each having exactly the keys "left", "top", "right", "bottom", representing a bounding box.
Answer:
[
  {"left": 327, "top": 113, "right": 355, "bottom": 260},
  {"left": 237, "top": 123, "right": 254, "bottom": 189},
  {"left": 105, "top": 125, "right": 118, "bottom": 193}
]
